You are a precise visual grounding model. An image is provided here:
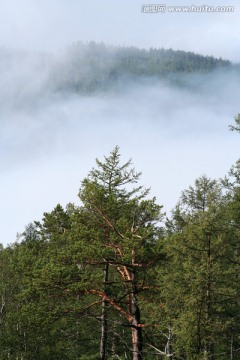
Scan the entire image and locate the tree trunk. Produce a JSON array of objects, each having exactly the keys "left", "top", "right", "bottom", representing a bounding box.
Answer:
[
  {"left": 204, "top": 234, "right": 213, "bottom": 359},
  {"left": 130, "top": 270, "right": 143, "bottom": 360},
  {"left": 165, "top": 327, "right": 173, "bottom": 360},
  {"left": 131, "top": 319, "right": 143, "bottom": 360},
  {"left": 100, "top": 264, "right": 109, "bottom": 360},
  {"left": 230, "top": 333, "right": 233, "bottom": 360},
  {"left": 111, "top": 320, "right": 118, "bottom": 358}
]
